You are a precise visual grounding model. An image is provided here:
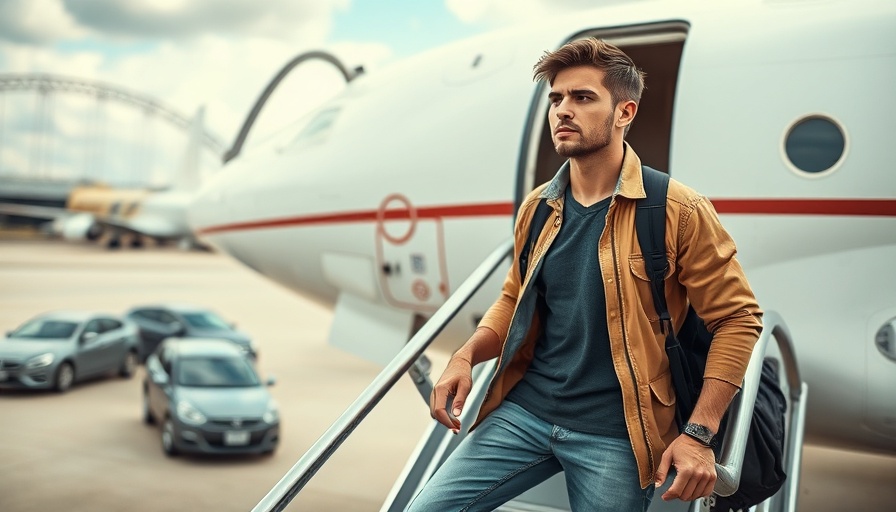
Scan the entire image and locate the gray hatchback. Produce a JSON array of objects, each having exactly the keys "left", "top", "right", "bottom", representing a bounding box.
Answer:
[
  {"left": 143, "top": 338, "right": 280, "bottom": 456},
  {"left": 0, "top": 311, "right": 140, "bottom": 392}
]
